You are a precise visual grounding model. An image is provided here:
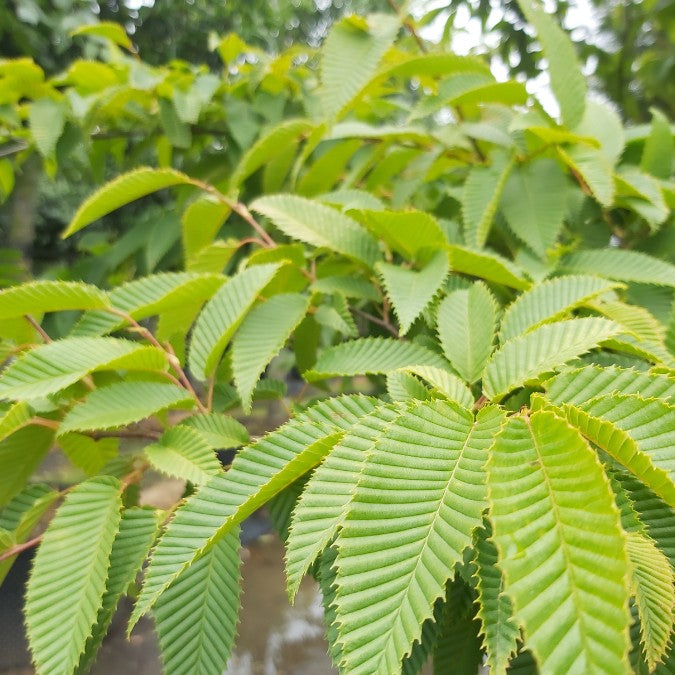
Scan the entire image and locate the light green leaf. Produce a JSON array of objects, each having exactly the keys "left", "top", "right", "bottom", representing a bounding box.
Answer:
[
  {"left": 232, "top": 293, "right": 309, "bottom": 412},
  {"left": 305, "top": 337, "right": 449, "bottom": 381},
  {"left": 0, "top": 280, "right": 109, "bottom": 320},
  {"left": 298, "top": 138, "right": 361, "bottom": 196},
  {"left": 574, "top": 100, "right": 625, "bottom": 166},
  {"left": 615, "top": 167, "right": 669, "bottom": 228},
  {"left": 60, "top": 382, "right": 194, "bottom": 434},
  {"left": 625, "top": 531, "right": 675, "bottom": 670},
  {"left": 73, "top": 272, "right": 224, "bottom": 337},
  {"left": 145, "top": 426, "right": 222, "bottom": 485},
  {"left": 499, "top": 275, "right": 621, "bottom": 343},
  {"left": 181, "top": 197, "right": 230, "bottom": 259},
  {"left": 333, "top": 402, "right": 505, "bottom": 673},
  {"left": 355, "top": 209, "right": 446, "bottom": 260},
  {"left": 561, "top": 249, "right": 675, "bottom": 287},
  {"left": 63, "top": 167, "right": 194, "bottom": 238},
  {"left": 386, "top": 370, "right": 430, "bottom": 402},
  {"left": 251, "top": 194, "right": 379, "bottom": 267},
  {"left": 129, "top": 395, "right": 377, "bottom": 631},
  {"left": 559, "top": 146, "right": 614, "bottom": 206},
  {"left": 59, "top": 433, "right": 118, "bottom": 475},
  {"left": 154, "top": 528, "right": 242, "bottom": 675},
  {"left": 641, "top": 109, "right": 672, "bottom": 180},
  {"left": 29, "top": 98, "right": 66, "bottom": 158},
  {"left": 474, "top": 523, "right": 519, "bottom": 675},
  {"left": 0, "top": 401, "right": 32, "bottom": 442},
  {"left": 0, "top": 337, "right": 168, "bottom": 400},
  {"left": 377, "top": 250, "right": 449, "bottom": 335},
  {"left": 285, "top": 404, "right": 404, "bottom": 599},
  {"left": 25, "top": 477, "right": 123, "bottom": 675},
  {"left": 462, "top": 152, "right": 514, "bottom": 248},
  {"left": 500, "top": 158, "right": 568, "bottom": 256},
  {"left": 437, "top": 282, "right": 496, "bottom": 383},
  {"left": 188, "top": 263, "right": 281, "bottom": 381},
  {"left": 0, "top": 426, "right": 54, "bottom": 506},
  {"left": 447, "top": 245, "right": 531, "bottom": 290},
  {"left": 159, "top": 98, "right": 191, "bottom": 148},
  {"left": 482, "top": 318, "right": 620, "bottom": 400},
  {"left": 180, "top": 413, "right": 249, "bottom": 448},
  {"left": 516, "top": 0, "right": 586, "bottom": 127},
  {"left": 320, "top": 13, "right": 400, "bottom": 119},
  {"left": 230, "top": 118, "right": 314, "bottom": 189},
  {"left": 487, "top": 411, "right": 631, "bottom": 673},
  {"left": 77, "top": 507, "right": 159, "bottom": 673},
  {"left": 70, "top": 22, "right": 133, "bottom": 50},
  {"left": 587, "top": 299, "right": 666, "bottom": 345},
  {"left": 400, "top": 365, "right": 475, "bottom": 408},
  {"left": 545, "top": 365, "right": 675, "bottom": 406}
]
